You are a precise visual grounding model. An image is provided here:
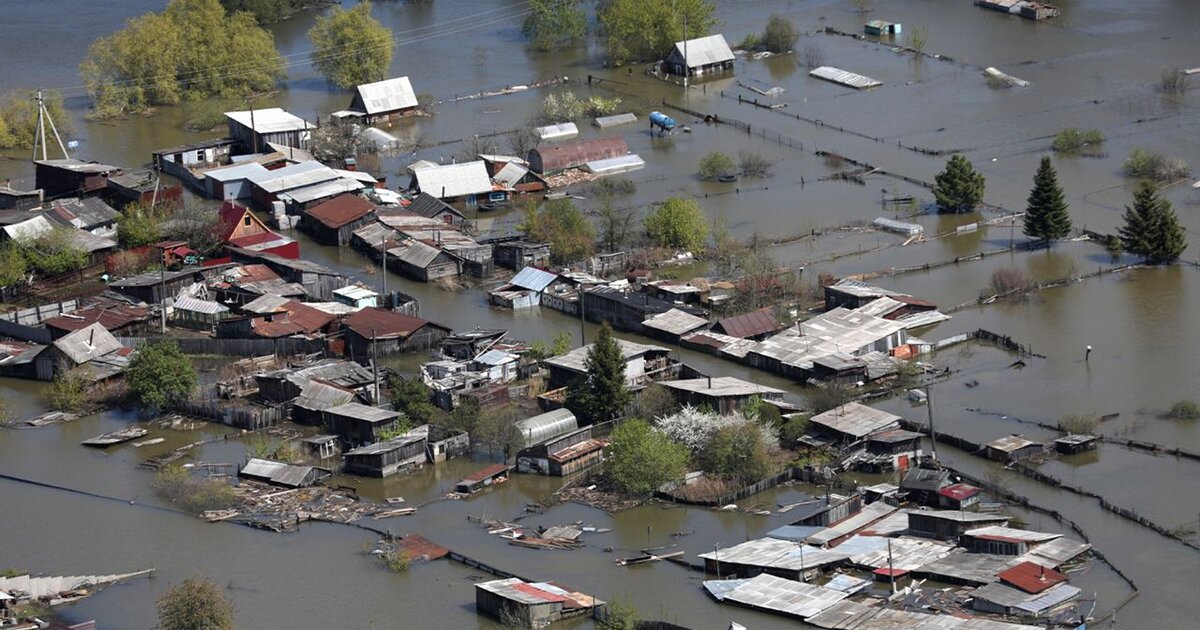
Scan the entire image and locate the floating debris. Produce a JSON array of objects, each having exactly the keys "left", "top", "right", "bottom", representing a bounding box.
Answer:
[
  {"left": 132, "top": 437, "right": 165, "bottom": 448},
  {"left": 81, "top": 427, "right": 149, "bottom": 447},
  {"left": 25, "top": 411, "right": 78, "bottom": 427}
]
